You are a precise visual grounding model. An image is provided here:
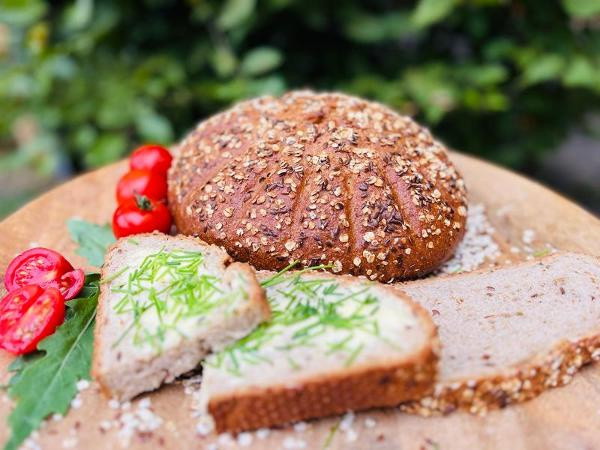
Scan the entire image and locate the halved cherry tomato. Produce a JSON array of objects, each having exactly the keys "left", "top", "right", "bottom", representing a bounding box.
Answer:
[
  {"left": 116, "top": 169, "right": 168, "bottom": 205},
  {"left": 4, "top": 248, "right": 73, "bottom": 292},
  {"left": 1, "top": 287, "right": 65, "bottom": 355},
  {"left": 0, "top": 285, "right": 44, "bottom": 336},
  {"left": 130, "top": 144, "right": 172, "bottom": 174},
  {"left": 57, "top": 268, "right": 85, "bottom": 300},
  {"left": 4, "top": 248, "right": 84, "bottom": 300},
  {"left": 112, "top": 195, "right": 172, "bottom": 238}
]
